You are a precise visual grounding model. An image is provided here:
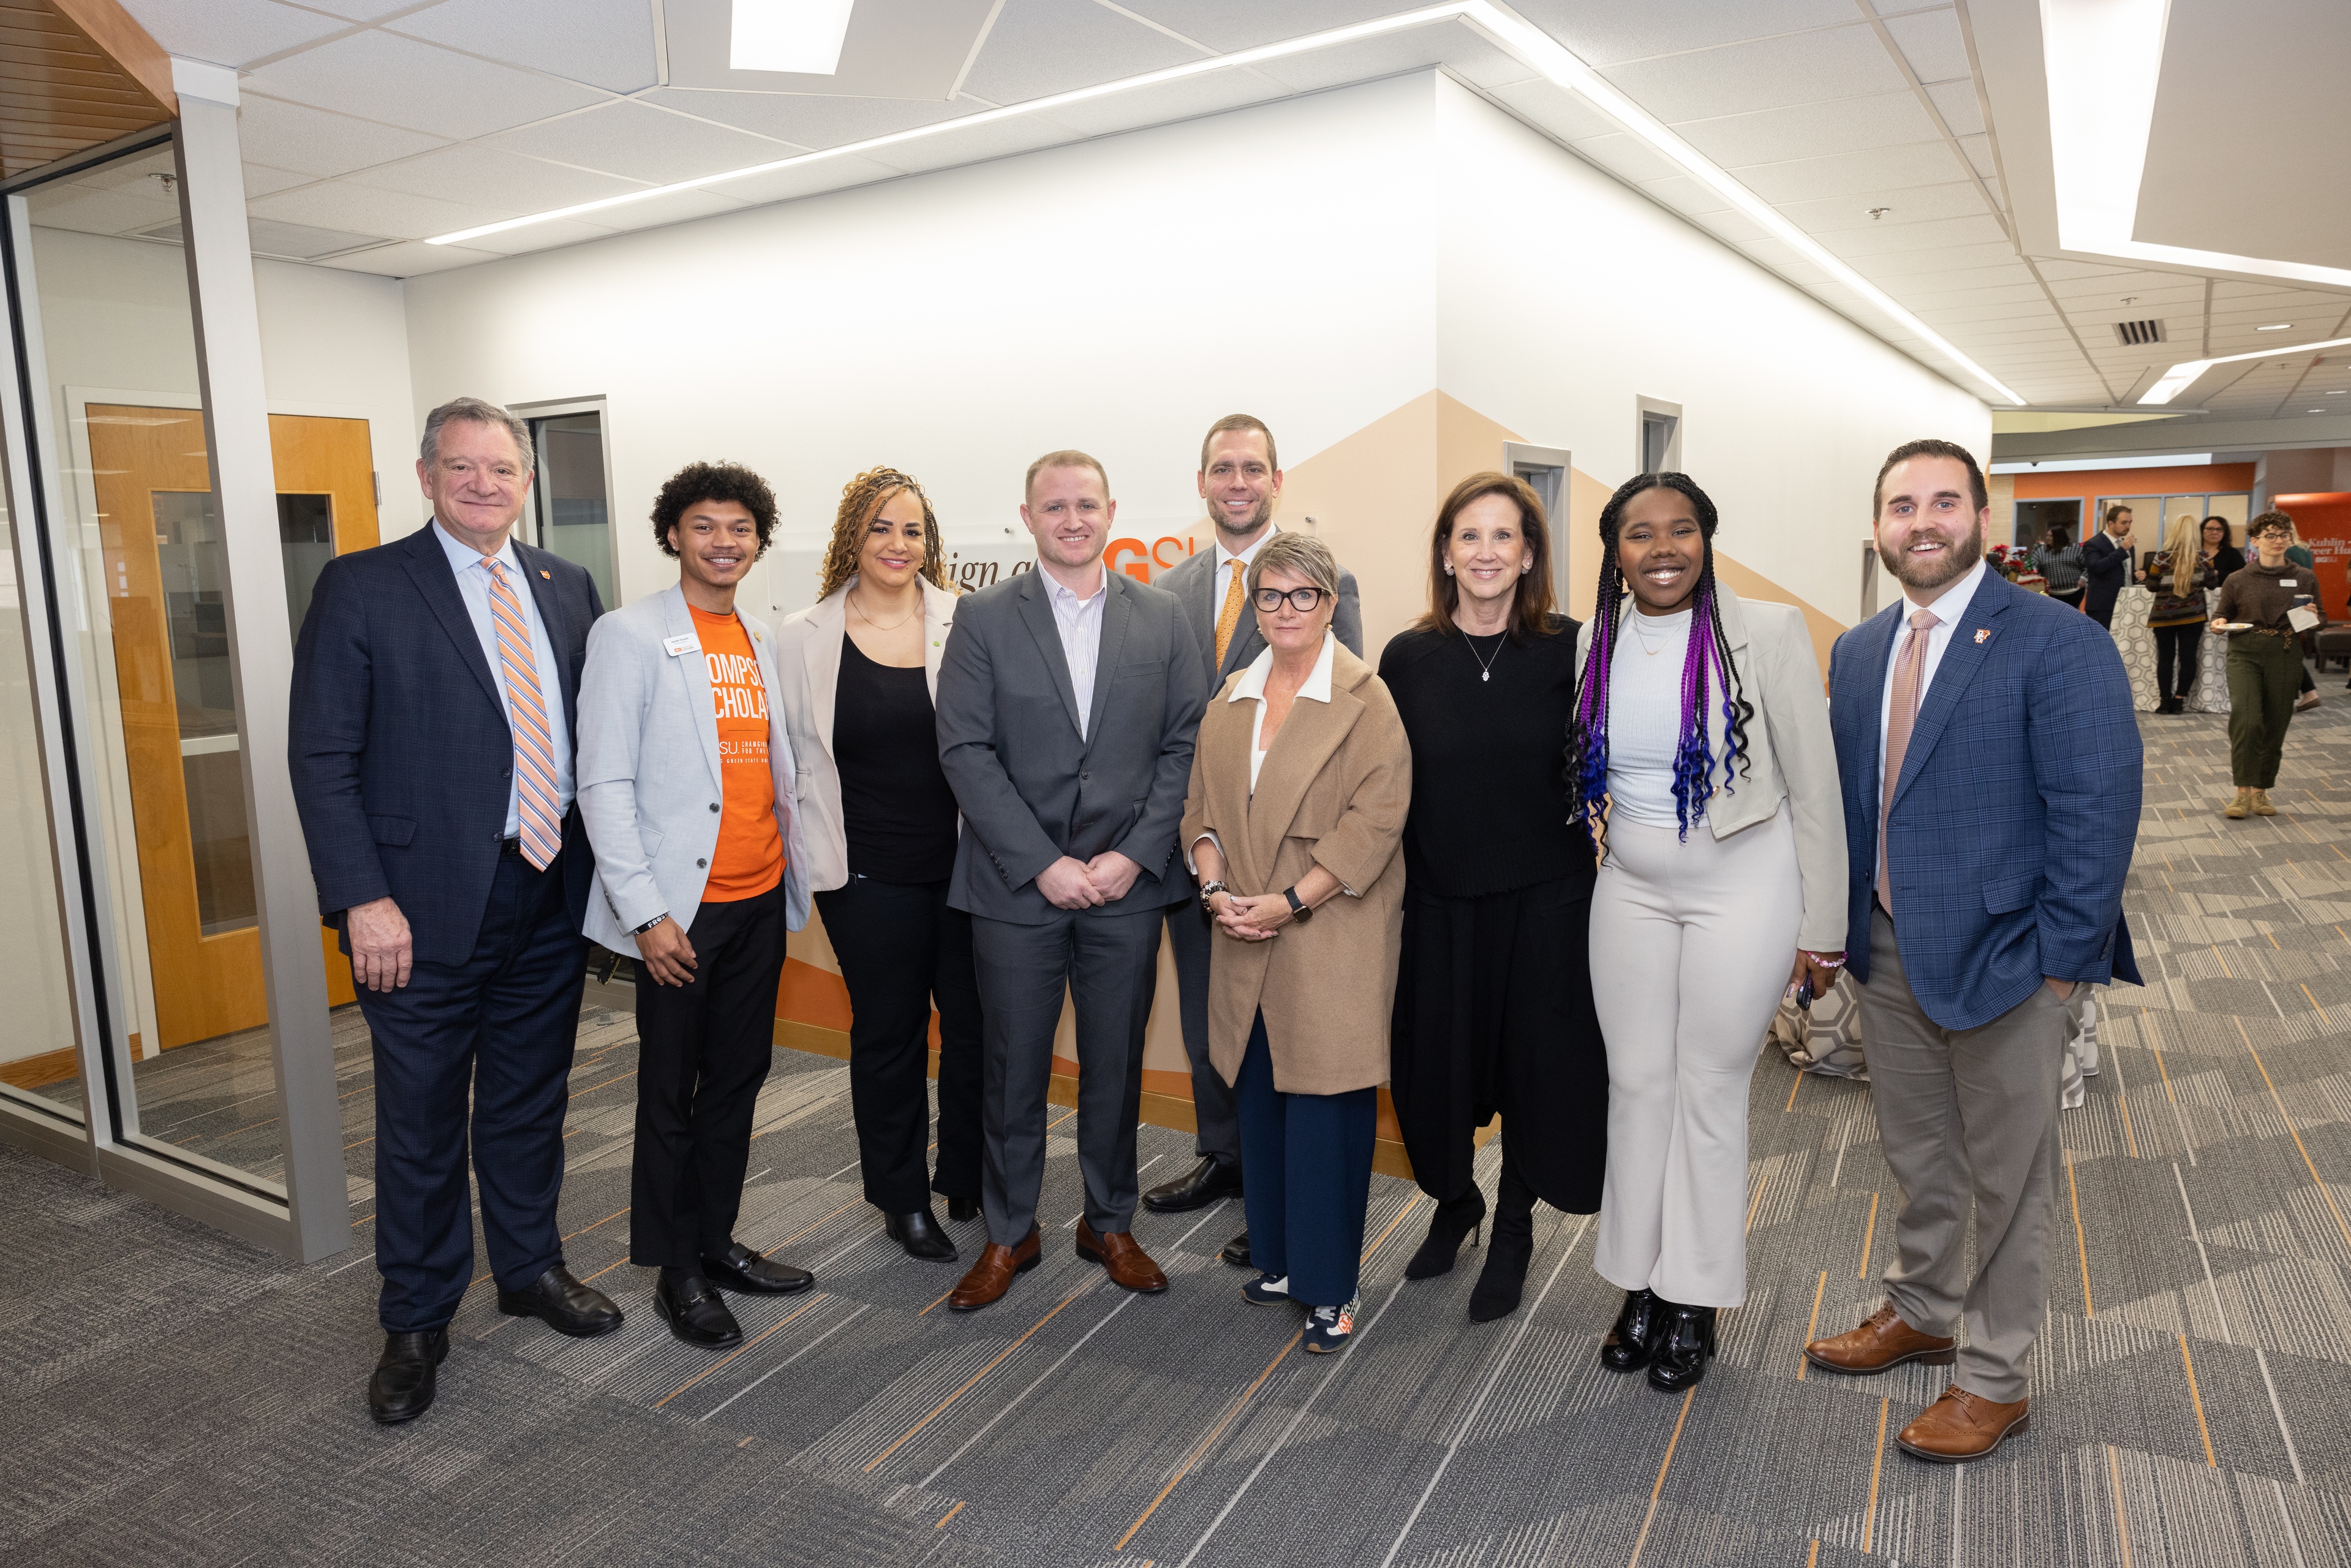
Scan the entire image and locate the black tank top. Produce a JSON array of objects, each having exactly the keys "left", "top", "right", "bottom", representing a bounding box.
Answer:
[{"left": 833, "top": 632, "right": 959, "bottom": 884}]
